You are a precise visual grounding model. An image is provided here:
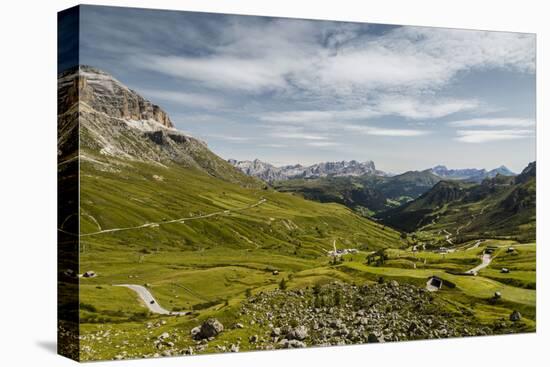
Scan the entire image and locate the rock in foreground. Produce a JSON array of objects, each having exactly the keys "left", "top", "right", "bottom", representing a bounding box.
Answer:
[
  {"left": 192, "top": 318, "right": 224, "bottom": 340},
  {"left": 239, "top": 281, "right": 509, "bottom": 349}
]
